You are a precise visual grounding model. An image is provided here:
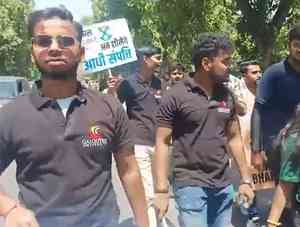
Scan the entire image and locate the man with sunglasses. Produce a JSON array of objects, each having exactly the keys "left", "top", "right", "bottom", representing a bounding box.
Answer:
[
  {"left": 117, "top": 46, "right": 163, "bottom": 227},
  {"left": 0, "top": 7, "right": 148, "bottom": 227}
]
